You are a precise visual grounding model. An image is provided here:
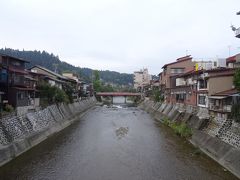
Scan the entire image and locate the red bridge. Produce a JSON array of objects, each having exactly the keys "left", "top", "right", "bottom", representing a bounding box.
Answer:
[{"left": 96, "top": 92, "right": 142, "bottom": 97}]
